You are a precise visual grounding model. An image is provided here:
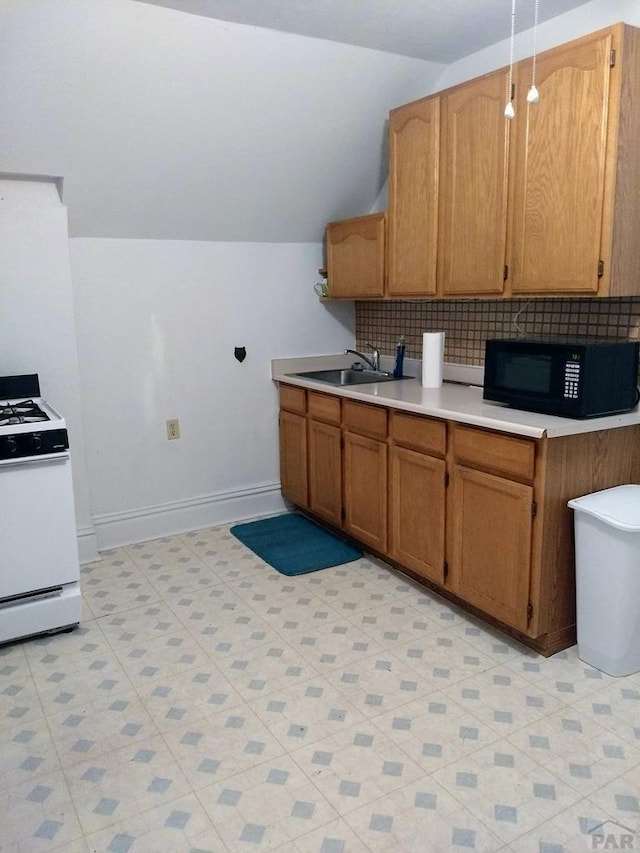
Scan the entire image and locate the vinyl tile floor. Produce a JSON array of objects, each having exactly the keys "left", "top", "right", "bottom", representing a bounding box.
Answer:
[{"left": 1, "top": 524, "right": 639, "bottom": 852}]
